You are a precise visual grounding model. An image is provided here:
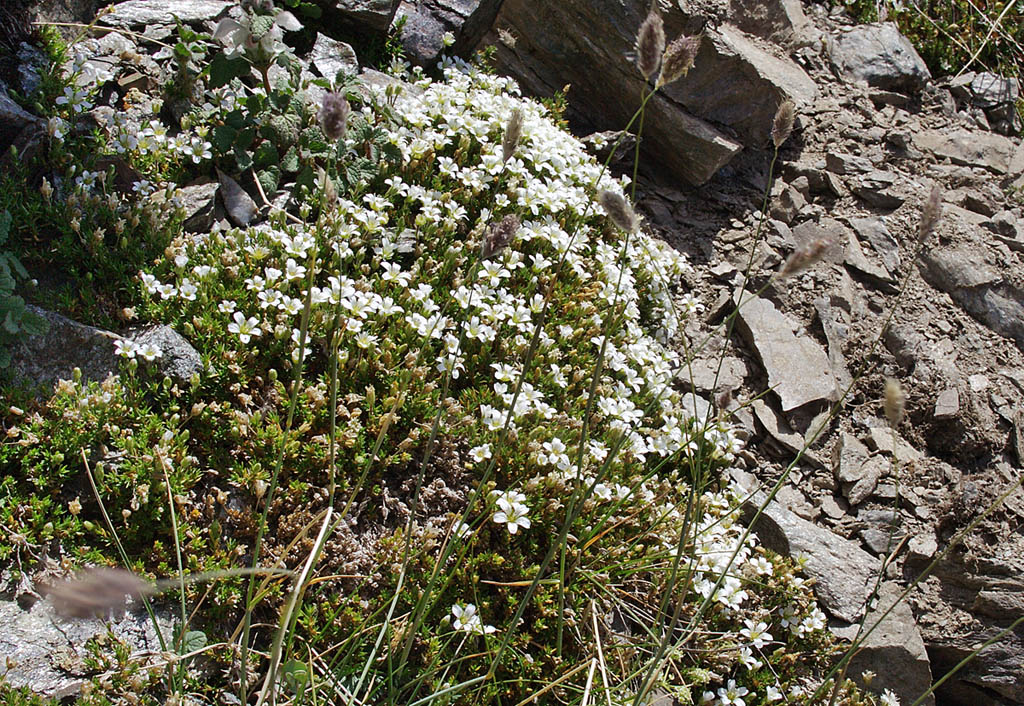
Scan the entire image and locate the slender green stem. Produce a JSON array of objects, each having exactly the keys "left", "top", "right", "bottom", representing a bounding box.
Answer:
[{"left": 239, "top": 246, "right": 319, "bottom": 704}]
